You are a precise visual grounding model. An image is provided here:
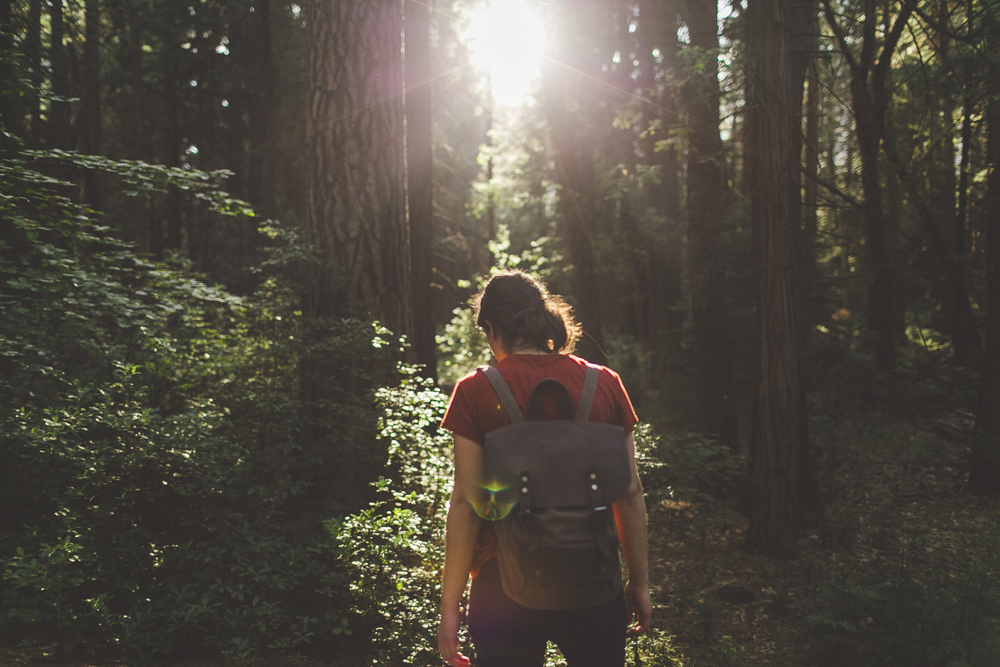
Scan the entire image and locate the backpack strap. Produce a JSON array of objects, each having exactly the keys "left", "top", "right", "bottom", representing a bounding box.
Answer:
[
  {"left": 479, "top": 366, "right": 525, "bottom": 423},
  {"left": 574, "top": 365, "right": 601, "bottom": 422}
]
